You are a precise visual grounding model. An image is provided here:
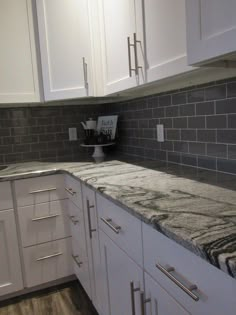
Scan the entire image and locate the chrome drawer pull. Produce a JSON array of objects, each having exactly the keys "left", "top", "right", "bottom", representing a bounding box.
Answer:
[
  {"left": 72, "top": 254, "right": 83, "bottom": 268},
  {"left": 82, "top": 57, "right": 89, "bottom": 92},
  {"left": 36, "top": 252, "right": 63, "bottom": 261},
  {"left": 100, "top": 217, "right": 121, "bottom": 234},
  {"left": 65, "top": 187, "right": 76, "bottom": 196},
  {"left": 156, "top": 263, "right": 199, "bottom": 301},
  {"left": 87, "top": 199, "right": 96, "bottom": 239},
  {"left": 133, "top": 33, "right": 142, "bottom": 75},
  {"left": 127, "top": 36, "right": 136, "bottom": 77},
  {"left": 130, "top": 282, "right": 140, "bottom": 315},
  {"left": 29, "top": 187, "right": 57, "bottom": 194},
  {"left": 69, "top": 215, "right": 79, "bottom": 225},
  {"left": 140, "top": 292, "right": 151, "bottom": 315},
  {"left": 32, "top": 214, "right": 59, "bottom": 221}
]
